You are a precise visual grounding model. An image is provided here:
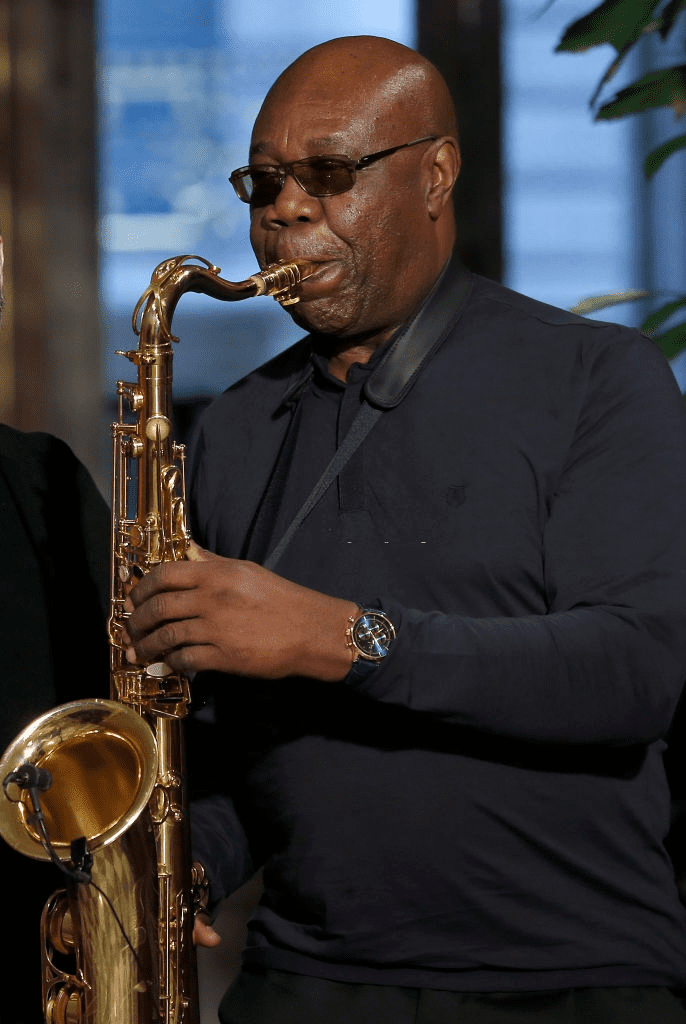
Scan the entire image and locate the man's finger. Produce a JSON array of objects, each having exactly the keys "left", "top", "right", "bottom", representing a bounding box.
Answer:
[
  {"left": 125, "top": 614, "right": 204, "bottom": 664},
  {"left": 126, "top": 560, "right": 199, "bottom": 608},
  {"left": 126, "top": 588, "right": 199, "bottom": 644}
]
